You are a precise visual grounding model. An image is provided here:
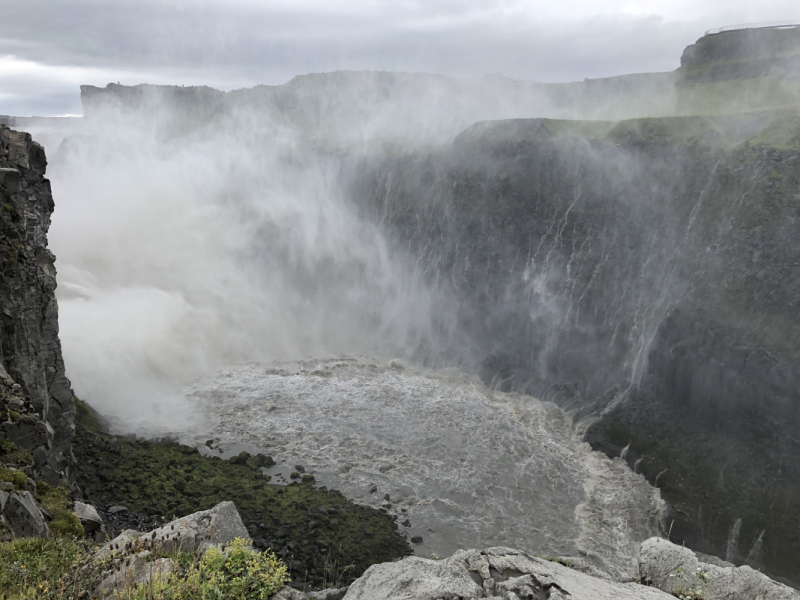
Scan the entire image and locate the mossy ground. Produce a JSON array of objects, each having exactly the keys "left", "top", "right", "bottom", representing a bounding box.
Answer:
[{"left": 73, "top": 398, "right": 411, "bottom": 588}]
